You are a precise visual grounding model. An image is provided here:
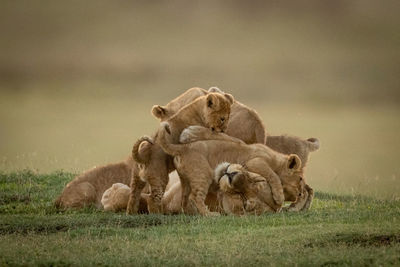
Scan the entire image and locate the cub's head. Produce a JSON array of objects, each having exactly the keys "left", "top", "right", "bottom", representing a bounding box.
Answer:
[
  {"left": 101, "top": 183, "right": 131, "bottom": 212},
  {"left": 279, "top": 154, "right": 306, "bottom": 202},
  {"left": 202, "top": 92, "right": 234, "bottom": 133},
  {"left": 151, "top": 87, "right": 207, "bottom": 121},
  {"left": 214, "top": 163, "right": 275, "bottom": 215}
]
